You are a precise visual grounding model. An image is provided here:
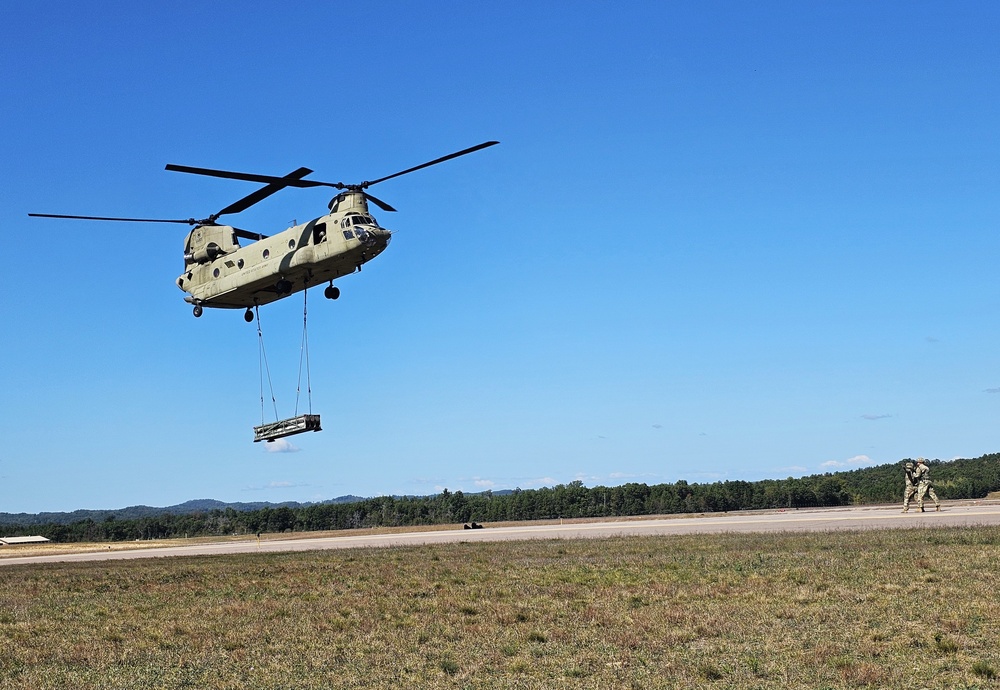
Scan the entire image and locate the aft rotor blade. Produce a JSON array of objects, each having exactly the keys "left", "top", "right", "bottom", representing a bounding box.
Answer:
[
  {"left": 214, "top": 167, "right": 314, "bottom": 218},
  {"left": 29, "top": 213, "right": 197, "bottom": 224},
  {"left": 233, "top": 228, "right": 269, "bottom": 241},
  {"left": 30, "top": 213, "right": 268, "bottom": 239},
  {"left": 362, "top": 141, "right": 500, "bottom": 188}
]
